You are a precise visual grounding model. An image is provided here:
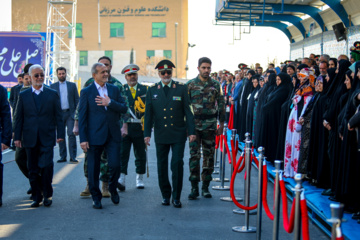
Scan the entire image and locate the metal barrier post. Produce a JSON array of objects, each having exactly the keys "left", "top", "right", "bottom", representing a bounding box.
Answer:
[
  {"left": 272, "top": 160, "right": 282, "bottom": 240},
  {"left": 212, "top": 123, "right": 230, "bottom": 190},
  {"left": 220, "top": 129, "right": 243, "bottom": 202},
  {"left": 256, "top": 147, "right": 265, "bottom": 240},
  {"left": 327, "top": 203, "right": 345, "bottom": 240},
  {"left": 233, "top": 133, "right": 256, "bottom": 215},
  {"left": 292, "top": 174, "right": 303, "bottom": 240},
  {"left": 232, "top": 132, "right": 256, "bottom": 233}
]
